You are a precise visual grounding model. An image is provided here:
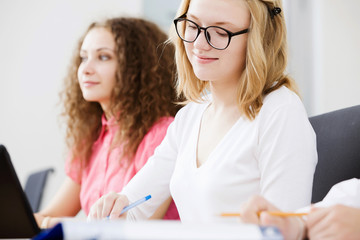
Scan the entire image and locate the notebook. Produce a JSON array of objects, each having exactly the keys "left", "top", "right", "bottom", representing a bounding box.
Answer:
[{"left": 0, "top": 144, "right": 41, "bottom": 238}]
